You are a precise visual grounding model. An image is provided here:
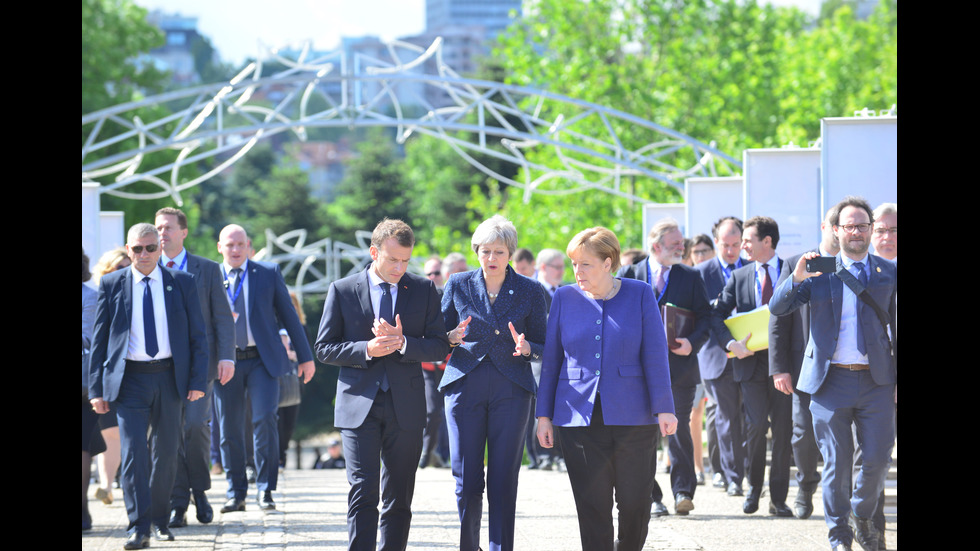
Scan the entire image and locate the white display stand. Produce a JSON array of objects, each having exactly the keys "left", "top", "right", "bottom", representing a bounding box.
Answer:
[
  {"left": 820, "top": 116, "right": 897, "bottom": 212},
  {"left": 743, "top": 148, "right": 822, "bottom": 259},
  {"left": 684, "top": 176, "right": 744, "bottom": 239}
]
